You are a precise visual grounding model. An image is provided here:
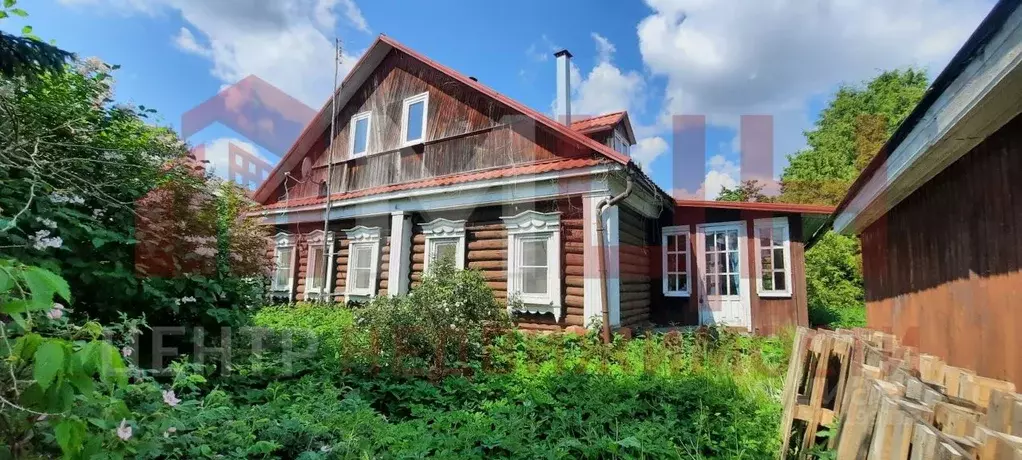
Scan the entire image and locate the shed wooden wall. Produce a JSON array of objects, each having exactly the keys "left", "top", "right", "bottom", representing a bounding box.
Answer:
[
  {"left": 859, "top": 113, "right": 1022, "bottom": 387},
  {"left": 265, "top": 50, "right": 590, "bottom": 205},
  {"left": 650, "top": 208, "right": 809, "bottom": 335}
]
